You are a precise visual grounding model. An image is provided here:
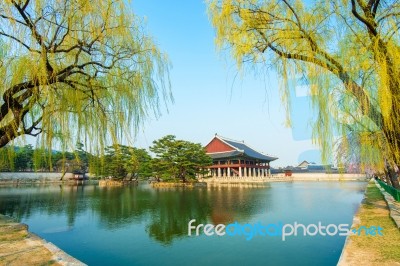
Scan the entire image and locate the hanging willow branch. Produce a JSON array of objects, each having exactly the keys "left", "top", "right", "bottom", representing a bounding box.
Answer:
[
  {"left": 208, "top": 0, "right": 400, "bottom": 185},
  {"left": 0, "top": 0, "right": 172, "bottom": 152}
]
